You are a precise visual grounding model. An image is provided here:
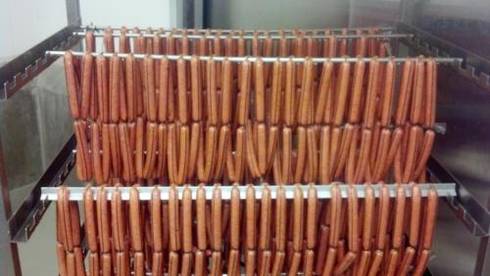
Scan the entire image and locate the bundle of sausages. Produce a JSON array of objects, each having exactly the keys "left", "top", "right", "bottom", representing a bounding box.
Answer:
[
  {"left": 65, "top": 51, "right": 437, "bottom": 185},
  {"left": 86, "top": 27, "right": 388, "bottom": 57},
  {"left": 56, "top": 184, "right": 438, "bottom": 276}
]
